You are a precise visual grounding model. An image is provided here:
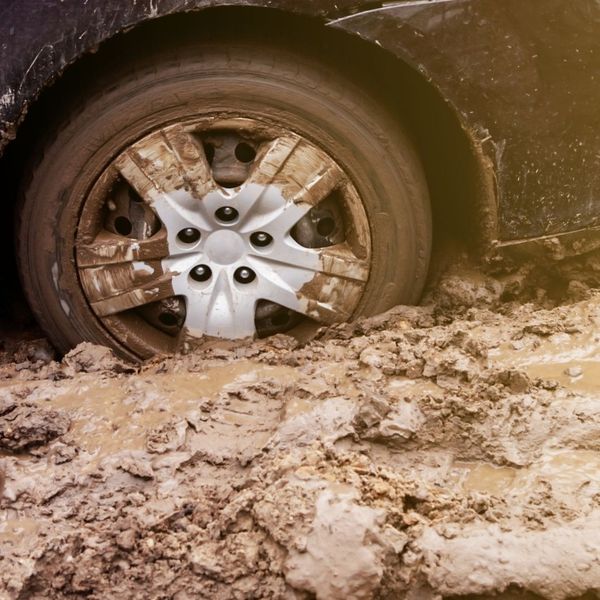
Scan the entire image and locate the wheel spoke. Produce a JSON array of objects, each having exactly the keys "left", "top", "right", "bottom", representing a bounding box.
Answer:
[
  {"left": 317, "top": 244, "right": 369, "bottom": 282},
  {"left": 251, "top": 241, "right": 368, "bottom": 282},
  {"left": 234, "top": 182, "right": 285, "bottom": 228},
  {"left": 295, "top": 243, "right": 369, "bottom": 323},
  {"left": 115, "top": 124, "right": 214, "bottom": 204},
  {"left": 296, "top": 273, "right": 363, "bottom": 324},
  {"left": 252, "top": 249, "right": 364, "bottom": 325},
  {"left": 162, "top": 124, "right": 214, "bottom": 197},
  {"left": 242, "top": 201, "right": 312, "bottom": 237},
  {"left": 250, "top": 239, "right": 320, "bottom": 273},
  {"left": 271, "top": 203, "right": 313, "bottom": 236},
  {"left": 292, "top": 162, "right": 344, "bottom": 206},
  {"left": 232, "top": 136, "right": 303, "bottom": 229},
  {"left": 184, "top": 270, "right": 257, "bottom": 338},
  {"left": 254, "top": 263, "right": 304, "bottom": 315},
  {"left": 246, "top": 136, "right": 344, "bottom": 205},
  {"left": 76, "top": 231, "right": 169, "bottom": 267},
  {"left": 246, "top": 135, "right": 301, "bottom": 188},
  {"left": 80, "top": 261, "right": 175, "bottom": 317}
]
